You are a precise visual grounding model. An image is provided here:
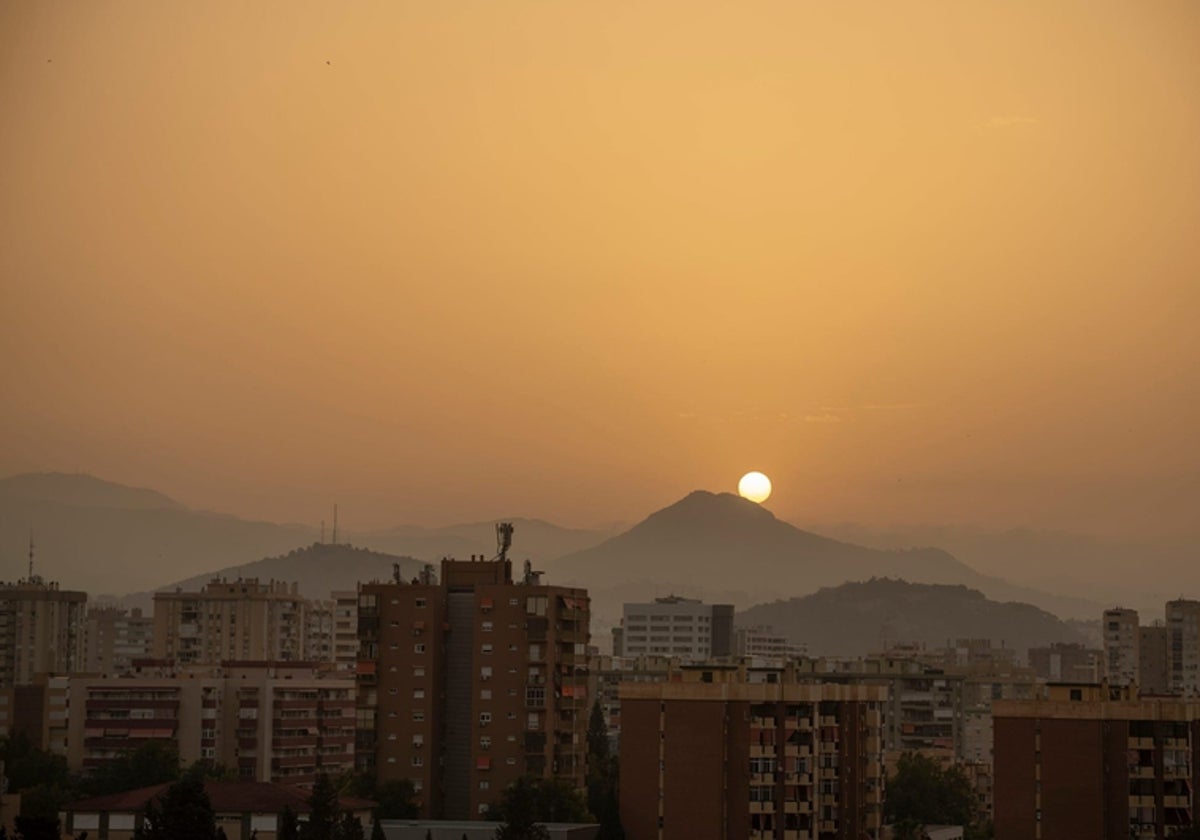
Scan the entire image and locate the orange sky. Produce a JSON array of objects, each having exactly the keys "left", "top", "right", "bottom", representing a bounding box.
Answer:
[{"left": 2, "top": 1, "right": 1197, "bottom": 535}]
